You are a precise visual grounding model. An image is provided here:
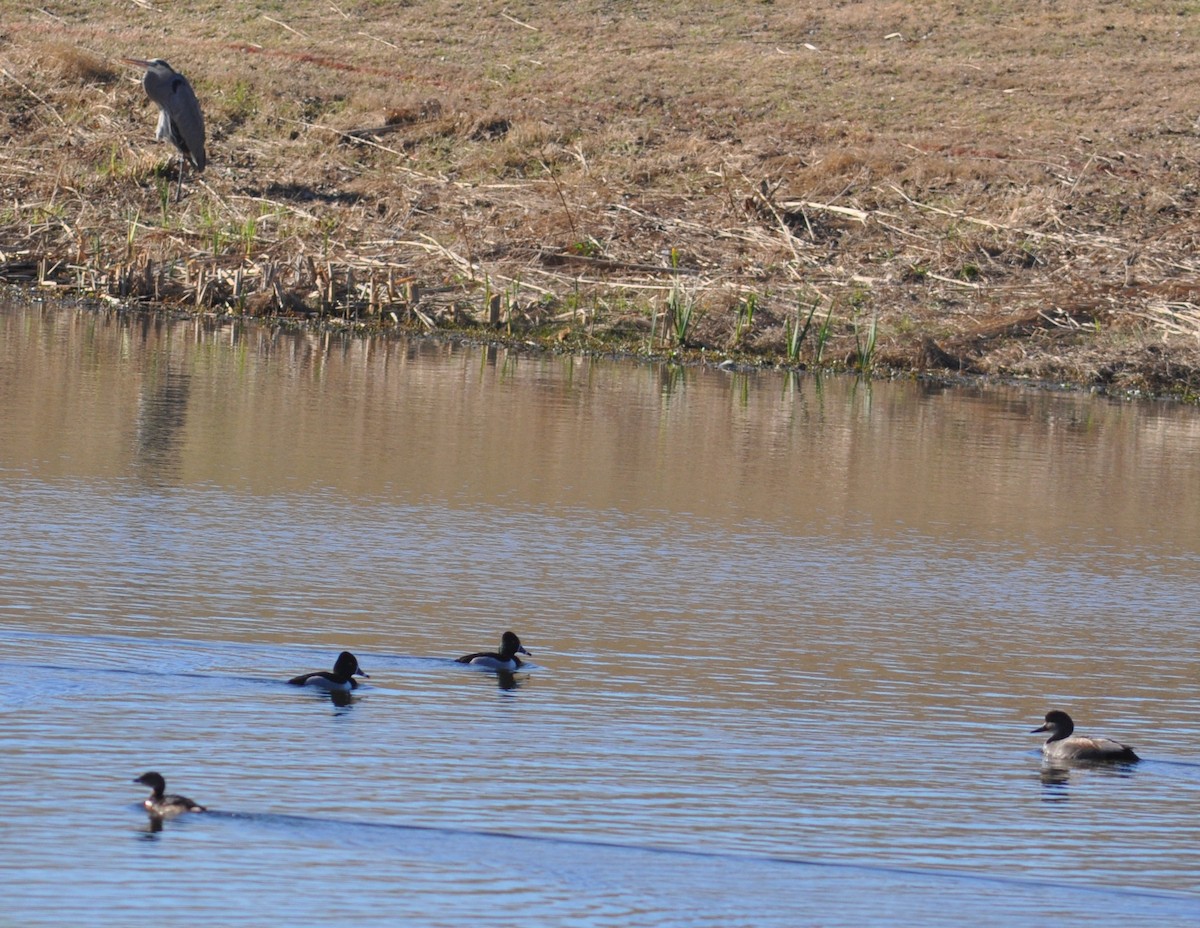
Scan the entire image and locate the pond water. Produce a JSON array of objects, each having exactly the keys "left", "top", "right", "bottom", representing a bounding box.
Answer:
[{"left": 1, "top": 302, "right": 1198, "bottom": 926}]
